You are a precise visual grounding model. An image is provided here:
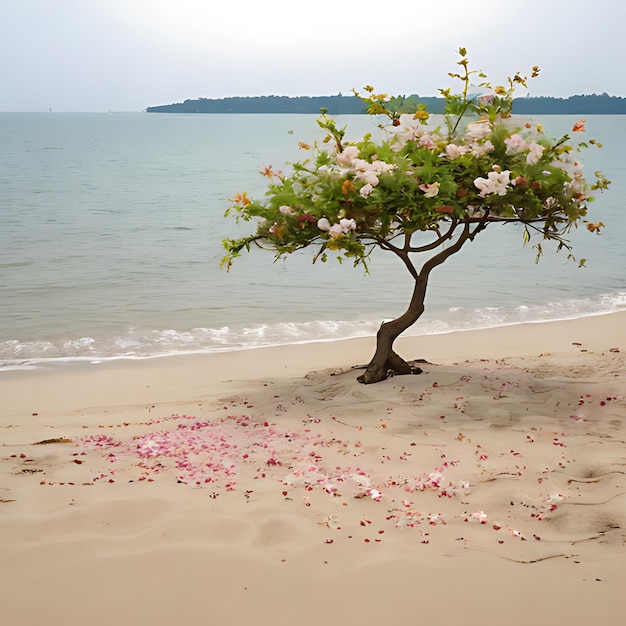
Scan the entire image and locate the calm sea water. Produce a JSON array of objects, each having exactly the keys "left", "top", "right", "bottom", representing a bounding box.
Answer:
[{"left": 1, "top": 112, "right": 625, "bottom": 368}]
